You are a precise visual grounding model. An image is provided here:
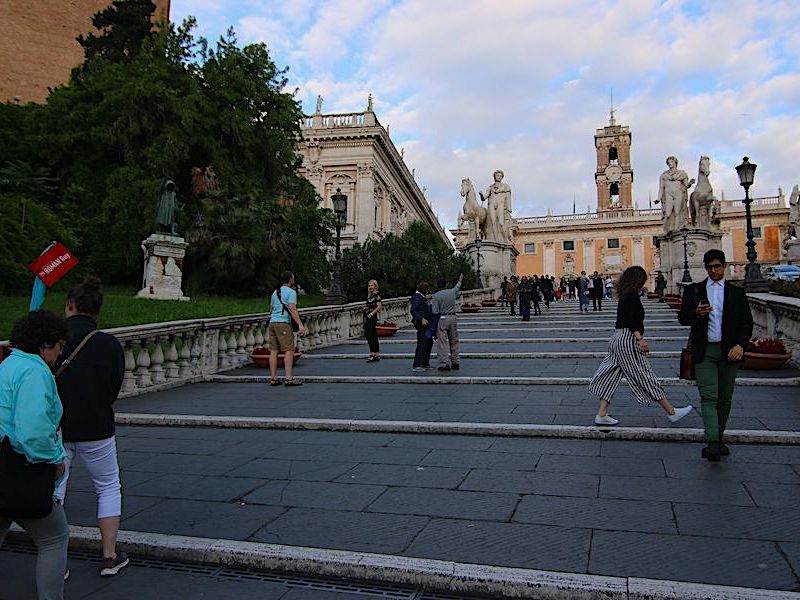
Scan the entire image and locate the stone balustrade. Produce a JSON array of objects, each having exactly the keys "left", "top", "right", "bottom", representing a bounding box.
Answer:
[
  {"left": 514, "top": 208, "right": 661, "bottom": 226},
  {"left": 748, "top": 293, "right": 800, "bottom": 367},
  {"left": 0, "top": 290, "right": 491, "bottom": 397}
]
